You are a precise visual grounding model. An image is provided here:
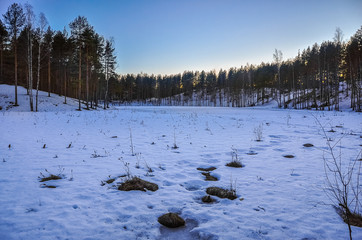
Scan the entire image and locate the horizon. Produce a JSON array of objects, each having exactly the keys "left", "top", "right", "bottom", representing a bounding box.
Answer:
[{"left": 1, "top": 0, "right": 361, "bottom": 76}]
